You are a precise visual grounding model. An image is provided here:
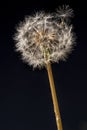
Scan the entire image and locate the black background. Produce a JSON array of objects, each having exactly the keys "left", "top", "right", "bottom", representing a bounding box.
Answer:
[{"left": 0, "top": 0, "right": 87, "bottom": 130}]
